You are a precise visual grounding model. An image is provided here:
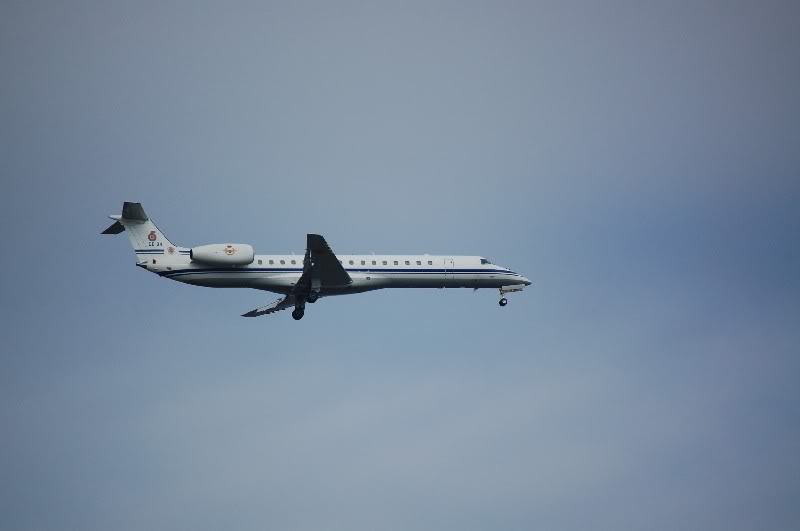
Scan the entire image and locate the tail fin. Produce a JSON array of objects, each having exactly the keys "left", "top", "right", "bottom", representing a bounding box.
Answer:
[{"left": 102, "top": 202, "right": 187, "bottom": 262}]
